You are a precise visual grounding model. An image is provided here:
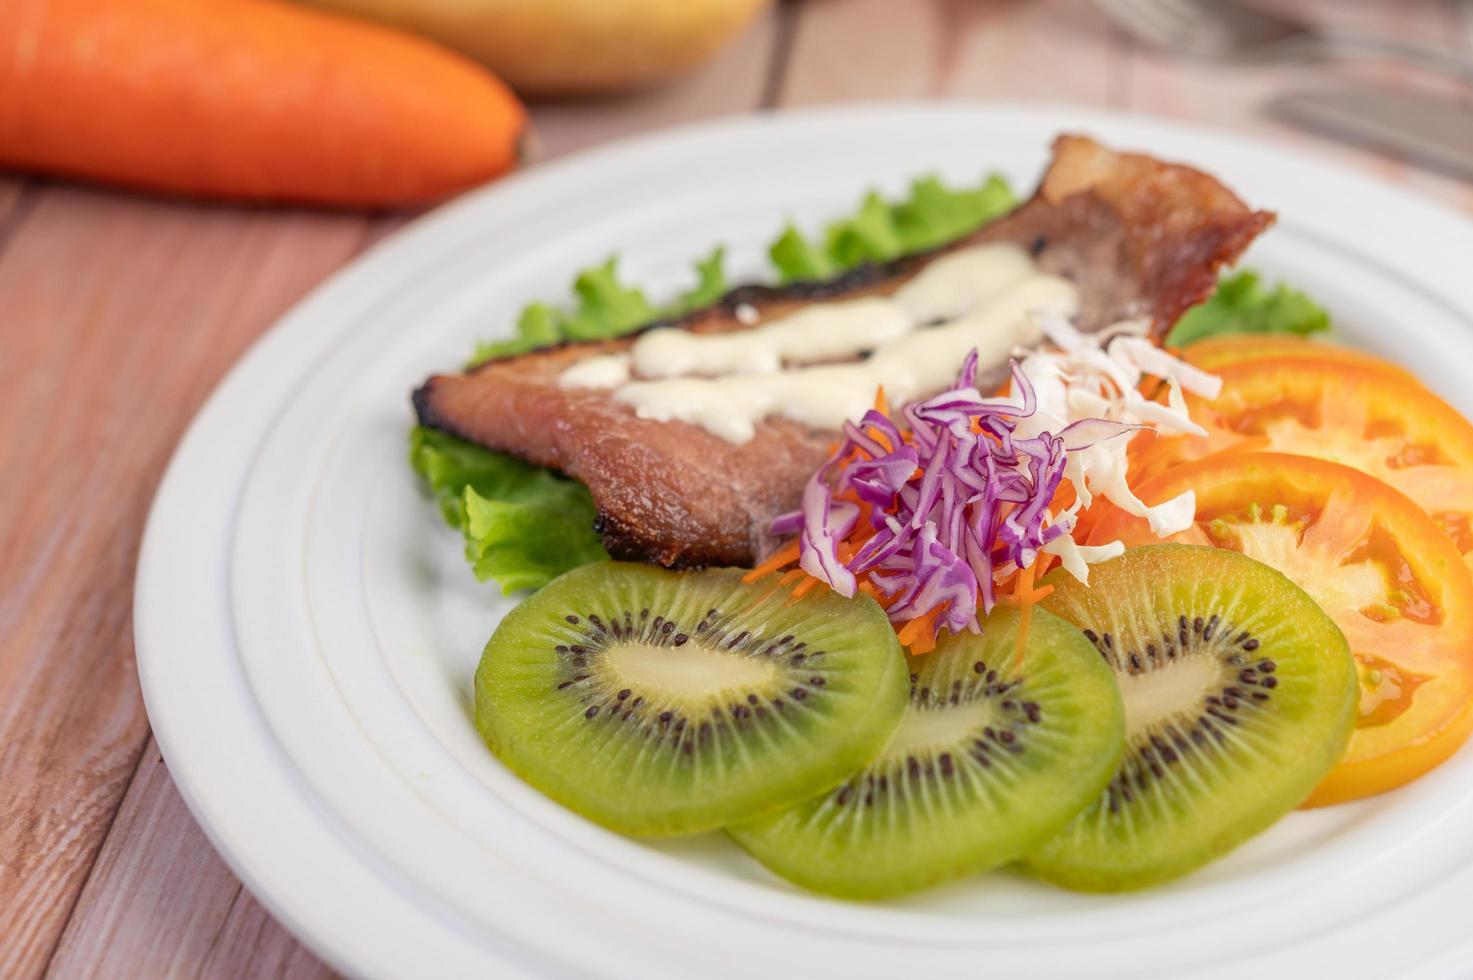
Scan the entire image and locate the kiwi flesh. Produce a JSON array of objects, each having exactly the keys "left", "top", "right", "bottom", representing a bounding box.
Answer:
[
  {"left": 727, "top": 605, "right": 1125, "bottom": 899},
  {"left": 1026, "top": 544, "right": 1357, "bottom": 891},
  {"left": 474, "top": 562, "right": 909, "bottom": 837}
]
